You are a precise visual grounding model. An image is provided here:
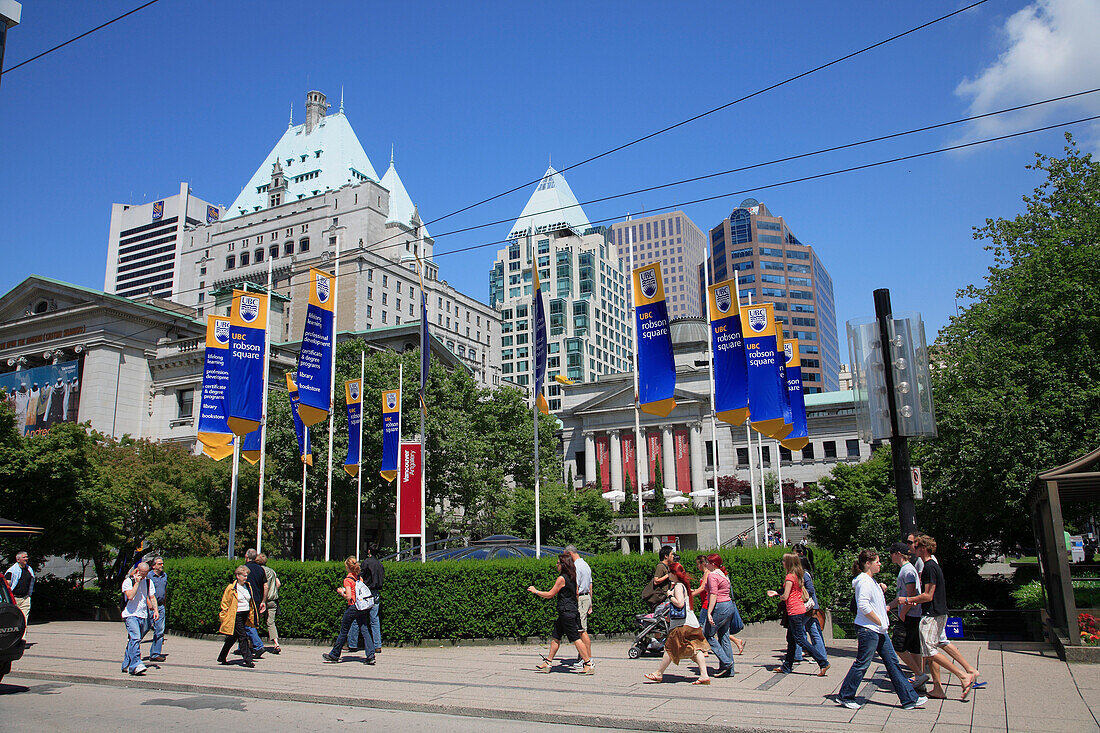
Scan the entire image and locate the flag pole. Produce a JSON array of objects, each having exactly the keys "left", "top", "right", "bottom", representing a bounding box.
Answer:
[
  {"left": 529, "top": 229, "right": 541, "bottom": 559},
  {"left": 356, "top": 349, "right": 364, "bottom": 559},
  {"left": 758, "top": 429, "right": 769, "bottom": 544},
  {"left": 775, "top": 438, "right": 787, "bottom": 546},
  {"left": 396, "top": 360, "right": 403, "bottom": 561},
  {"left": 300, "top": 459, "right": 307, "bottom": 562},
  {"left": 702, "top": 238, "right": 721, "bottom": 548},
  {"left": 626, "top": 215, "right": 646, "bottom": 554},
  {"left": 228, "top": 435, "right": 240, "bottom": 558},
  {"left": 256, "top": 255, "right": 273, "bottom": 553},
  {"left": 325, "top": 229, "right": 341, "bottom": 562},
  {"left": 416, "top": 231, "right": 427, "bottom": 564},
  {"left": 742, "top": 289, "right": 760, "bottom": 547}
]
